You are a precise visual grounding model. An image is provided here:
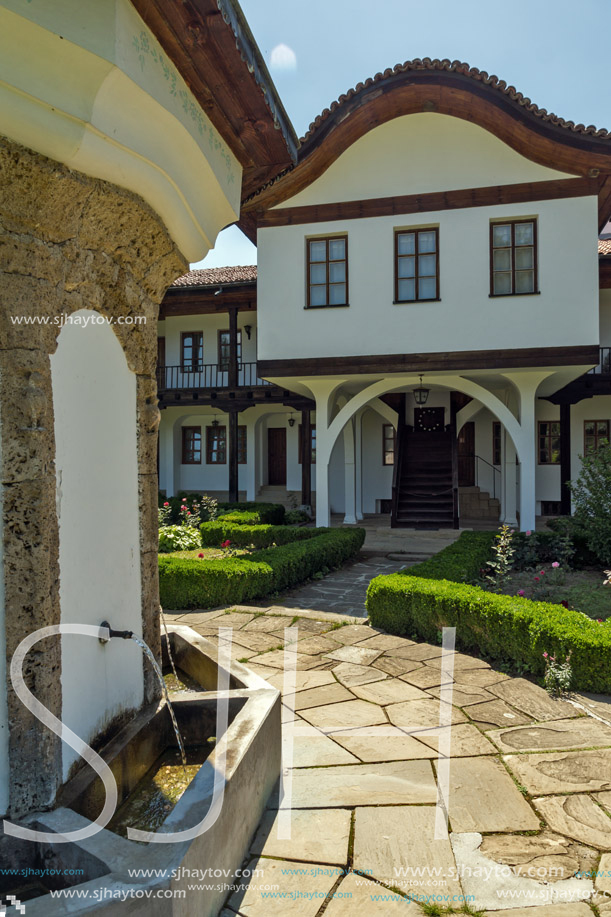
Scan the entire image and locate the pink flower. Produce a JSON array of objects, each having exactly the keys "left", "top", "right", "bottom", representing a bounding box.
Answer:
[
  {"left": 534, "top": 576, "right": 540, "bottom": 582},
  {"left": 543, "top": 652, "right": 548, "bottom": 658},
  {"left": 198, "top": 553, "right": 204, "bottom": 558},
  {"left": 552, "top": 561, "right": 560, "bottom": 568},
  {"left": 540, "top": 570, "right": 545, "bottom": 575},
  {"left": 186, "top": 511, "right": 191, "bottom": 516},
  {"left": 598, "top": 619, "right": 604, "bottom": 624},
  {"left": 221, "top": 540, "right": 231, "bottom": 548},
  {"left": 163, "top": 501, "right": 169, "bottom": 507},
  {"left": 518, "top": 589, "right": 525, "bottom": 597},
  {"left": 526, "top": 530, "right": 532, "bottom": 536}
]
